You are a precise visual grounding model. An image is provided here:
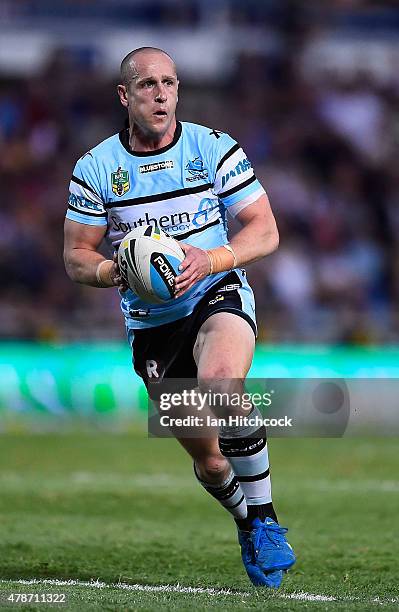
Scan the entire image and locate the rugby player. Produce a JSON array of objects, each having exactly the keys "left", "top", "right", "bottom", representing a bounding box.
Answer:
[{"left": 63, "top": 47, "right": 296, "bottom": 587}]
